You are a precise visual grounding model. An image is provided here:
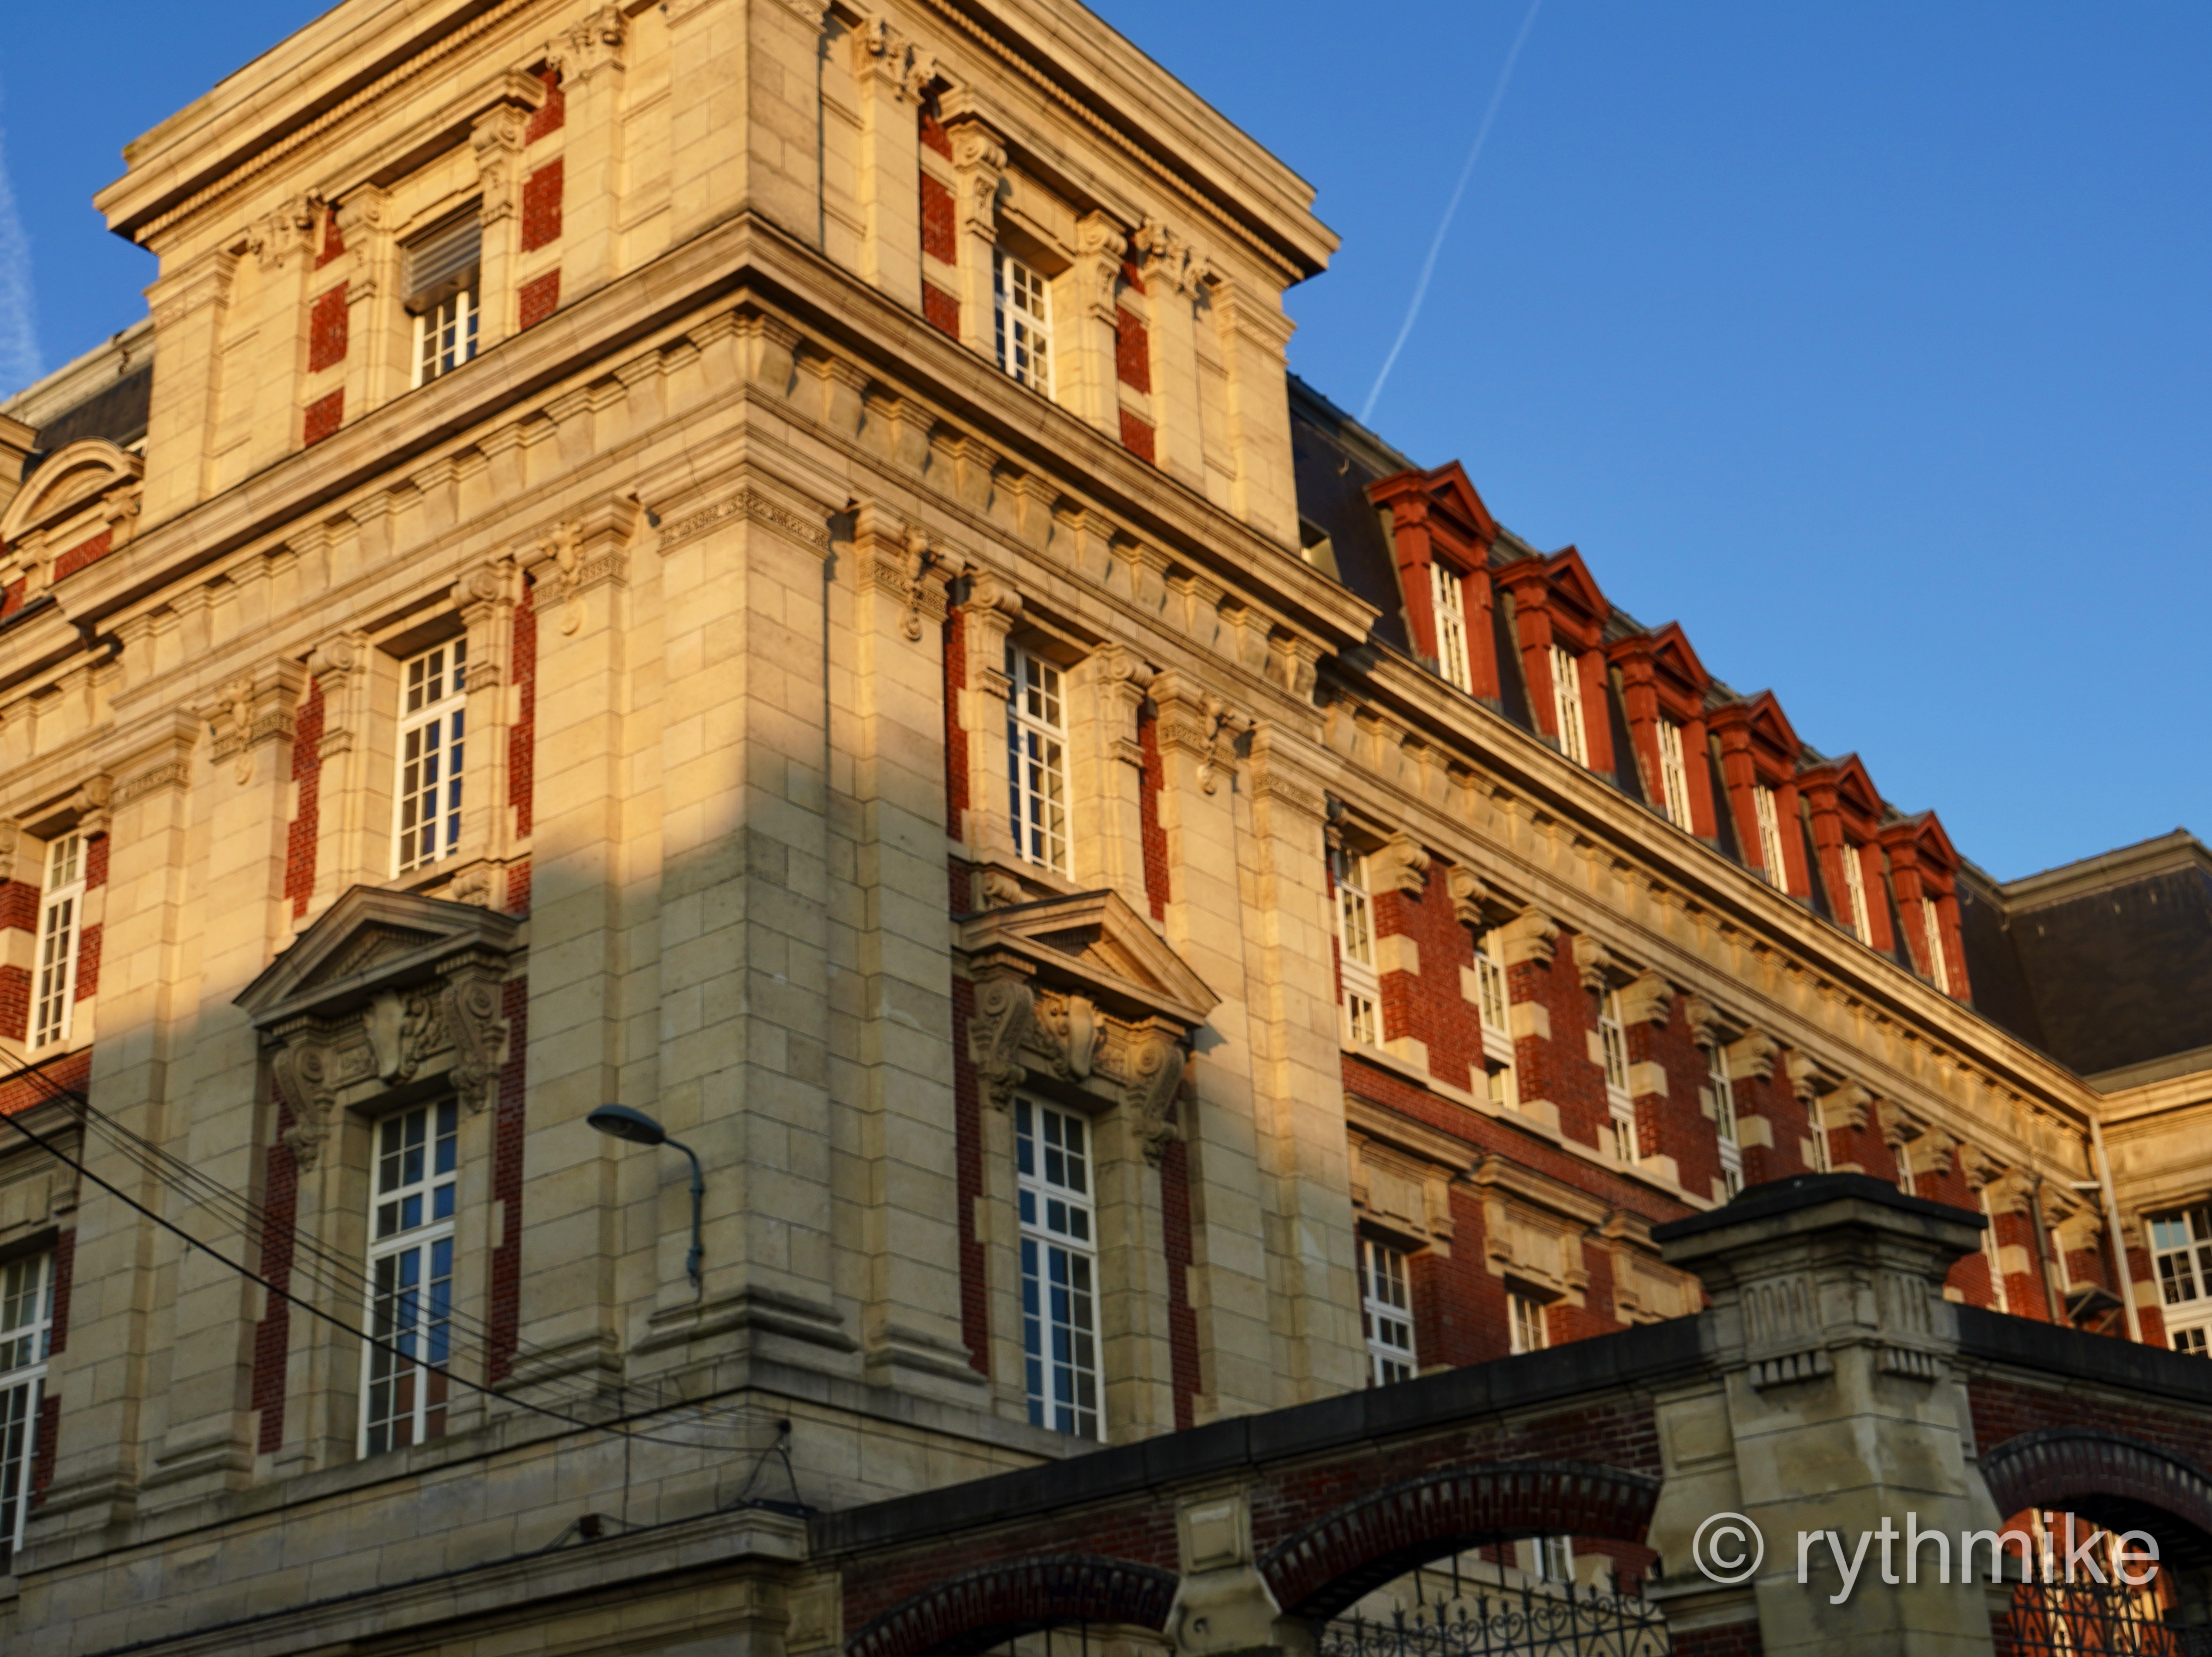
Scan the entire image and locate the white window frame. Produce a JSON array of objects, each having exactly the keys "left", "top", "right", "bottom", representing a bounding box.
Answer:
[
  {"left": 1005, "top": 644, "right": 1072, "bottom": 876},
  {"left": 394, "top": 639, "right": 469, "bottom": 875},
  {"left": 1428, "top": 562, "right": 1471, "bottom": 692},
  {"left": 361, "top": 1100, "right": 459, "bottom": 1458},
  {"left": 1548, "top": 645, "right": 1588, "bottom": 765},
  {"left": 1599, "top": 989, "right": 1637, "bottom": 1166},
  {"left": 1921, "top": 899, "right": 1952, "bottom": 995},
  {"left": 1981, "top": 1194, "right": 2011, "bottom": 1316},
  {"left": 2150, "top": 1206, "right": 2212, "bottom": 1354},
  {"left": 31, "top": 834, "right": 85, "bottom": 1050},
  {"left": 1334, "top": 850, "right": 1382, "bottom": 1048},
  {"left": 1754, "top": 785, "right": 1790, "bottom": 890},
  {"left": 1016, "top": 1099, "right": 1102, "bottom": 1438},
  {"left": 0, "top": 1250, "right": 54, "bottom": 1564},
  {"left": 413, "top": 286, "right": 480, "bottom": 387},
  {"left": 1840, "top": 842, "right": 1874, "bottom": 943},
  {"left": 1654, "top": 718, "right": 1693, "bottom": 828},
  {"left": 993, "top": 250, "right": 1054, "bottom": 394},
  {"left": 1894, "top": 1144, "right": 1918, "bottom": 1199},
  {"left": 1533, "top": 1534, "right": 1576, "bottom": 1586},
  {"left": 1359, "top": 1236, "right": 1417, "bottom": 1386},
  {"left": 1509, "top": 1291, "right": 1549, "bottom": 1355},
  {"left": 1806, "top": 1093, "right": 1832, "bottom": 1175},
  {"left": 1473, "top": 935, "right": 1517, "bottom": 1113},
  {"left": 1703, "top": 1039, "right": 1743, "bottom": 1200}
]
